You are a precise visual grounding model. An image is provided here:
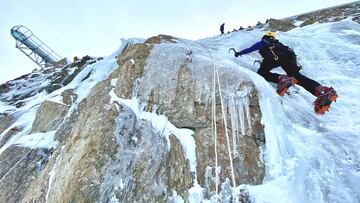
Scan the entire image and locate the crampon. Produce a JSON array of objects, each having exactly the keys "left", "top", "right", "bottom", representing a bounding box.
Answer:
[
  {"left": 276, "top": 76, "right": 298, "bottom": 96},
  {"left": 313, "top": 87, "right": 338, "bottom": 115}
]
